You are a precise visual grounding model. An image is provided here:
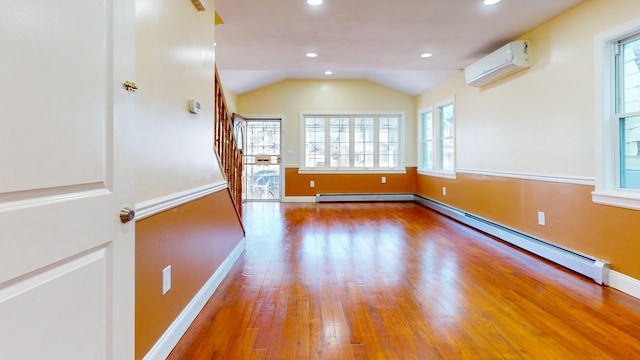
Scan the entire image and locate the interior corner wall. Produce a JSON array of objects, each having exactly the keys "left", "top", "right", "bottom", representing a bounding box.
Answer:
[
  {"left": 136, "top": 0, "right": 223, "bottom": 203},
  {"left": 415, "top": 0, "right": 640, "bottom": 279}
]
